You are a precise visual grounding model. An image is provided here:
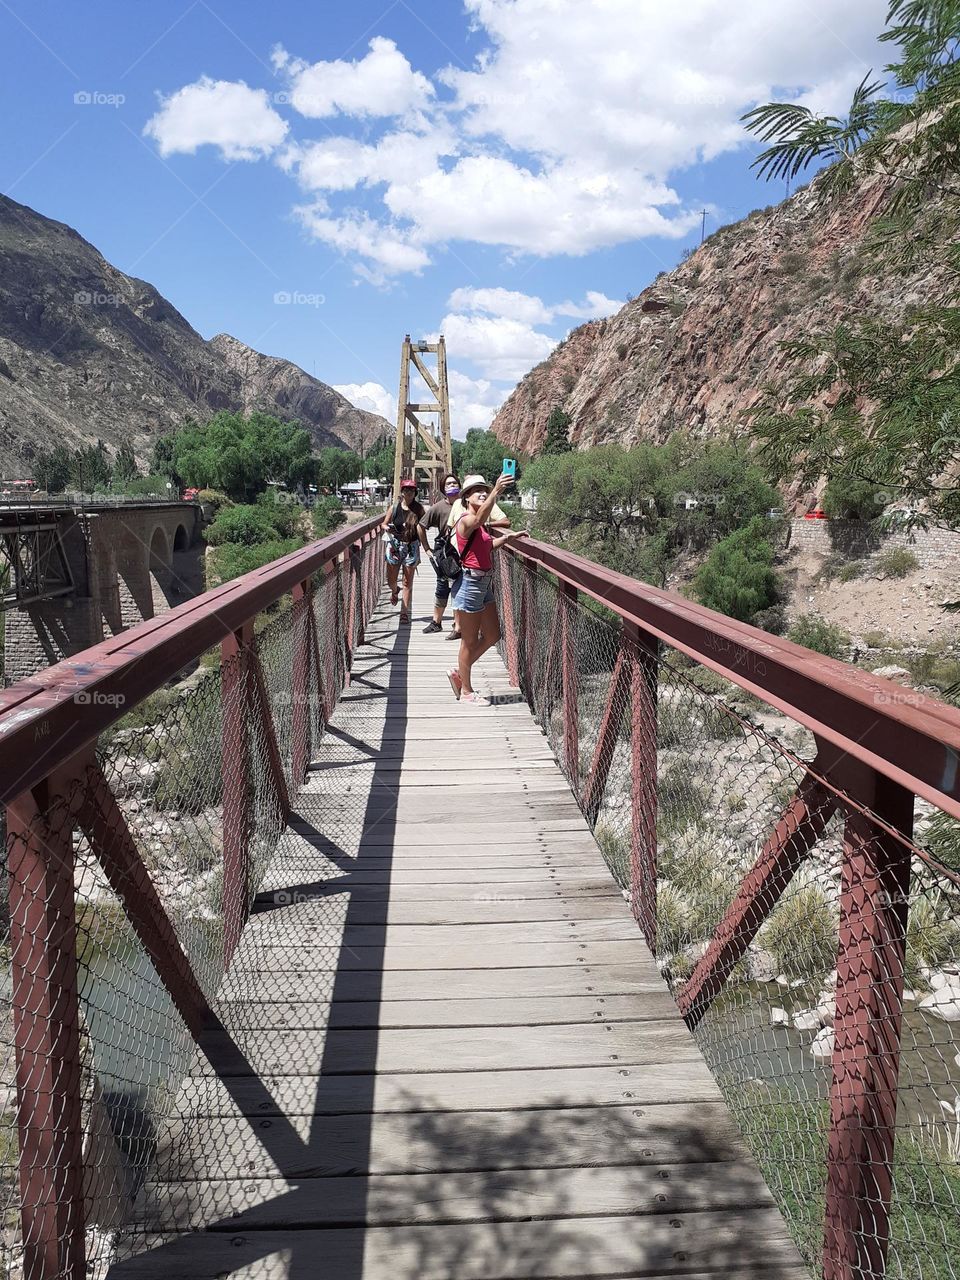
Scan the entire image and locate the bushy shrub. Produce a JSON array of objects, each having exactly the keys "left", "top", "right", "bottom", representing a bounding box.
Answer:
[
  {"left": 205, "top": 504, "right": 278, "bottom": 546},
  {"left": 693, "top": 517, "right": 780, "bottom": 621},
  {"left": 821, "top": 476, "right": 885, "bottom": 520},
  {"left": 876, "top": 547, "right": 919, "bottom": 578},
  {"left": 788, "top": 613, "right": 849, "bottom": 659},
  {"left": 760, "top": 883, "right": 836, "bottom": 980},
  {"left": 207, "top": 537, "right": 303, "bottom": 585},
  {"left": 312, "top": 495, "right": 346, "bottom": 537}
]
